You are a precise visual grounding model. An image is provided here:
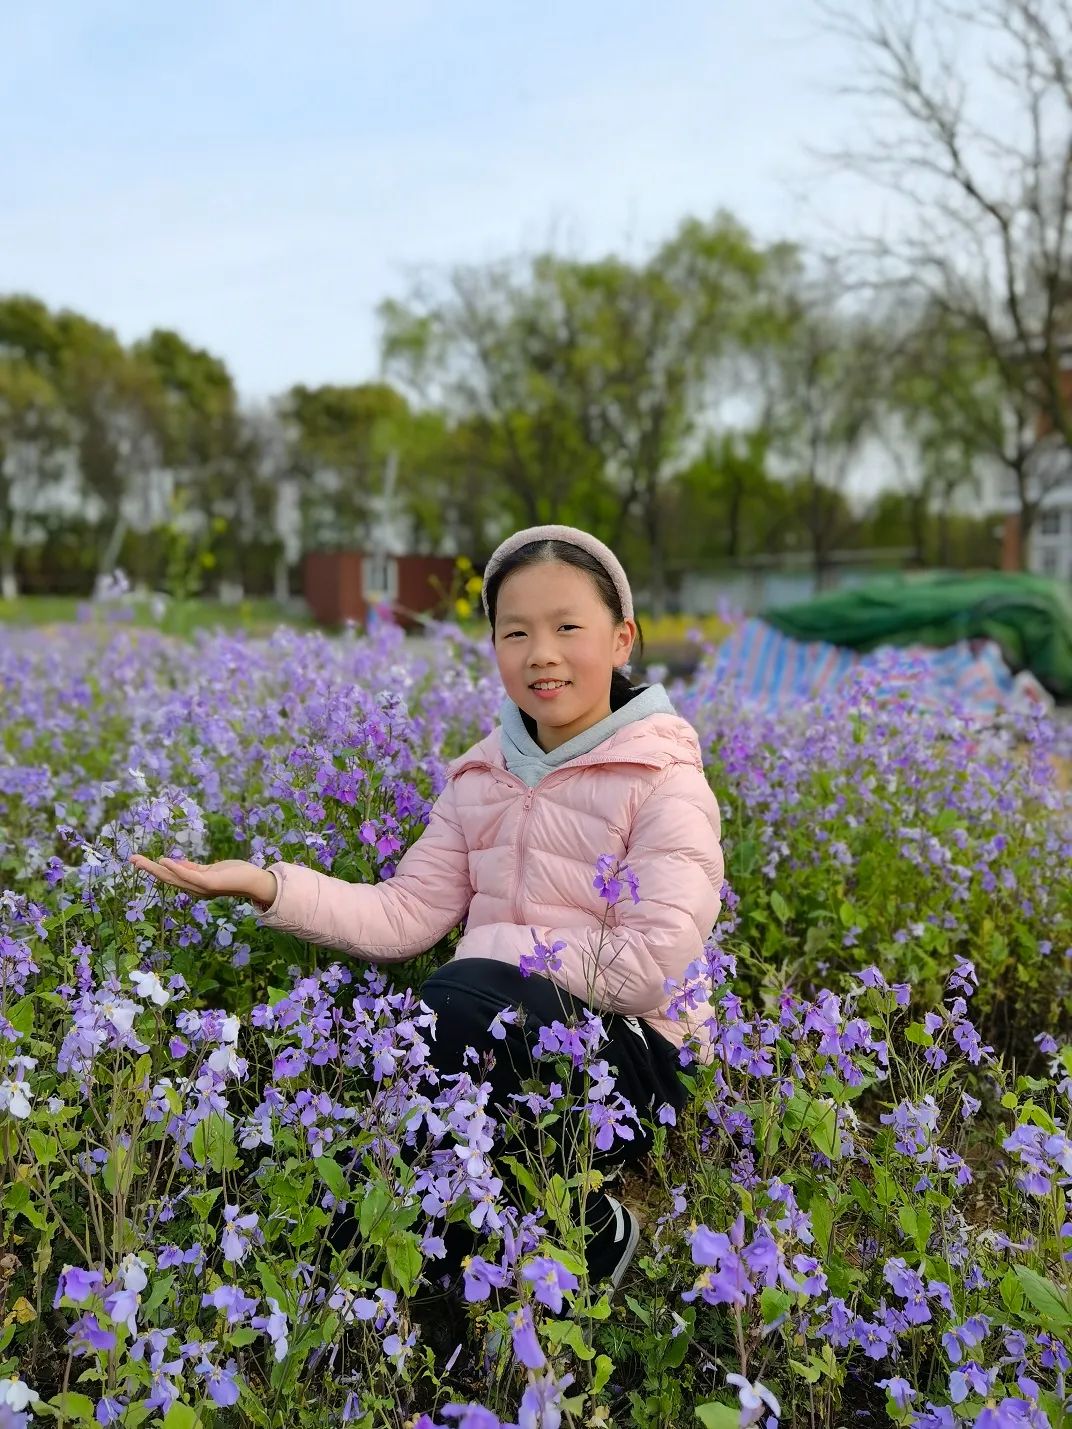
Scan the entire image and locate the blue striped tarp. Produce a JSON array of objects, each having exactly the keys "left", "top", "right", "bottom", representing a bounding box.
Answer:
[{"left": 707, "top": 619, "right": 1049, "bottom": 718}]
